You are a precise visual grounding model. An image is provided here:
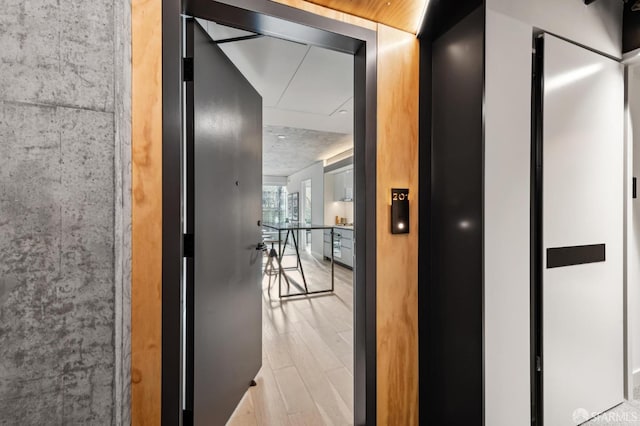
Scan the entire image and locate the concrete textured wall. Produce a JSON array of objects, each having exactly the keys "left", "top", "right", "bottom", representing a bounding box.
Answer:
[
  {"left": 114, "top": 0, "right": 132, "bottom": 423},
  {"left": 0, "top": 0, "right": 130, "bottom": 423}
]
